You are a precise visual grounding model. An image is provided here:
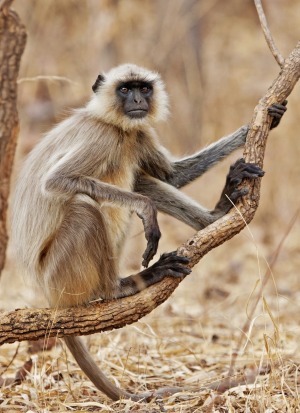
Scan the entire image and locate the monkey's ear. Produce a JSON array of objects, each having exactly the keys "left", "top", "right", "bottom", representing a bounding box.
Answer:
[{"left": 92, "top": 74, "right": 105, "bottom": 93}]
